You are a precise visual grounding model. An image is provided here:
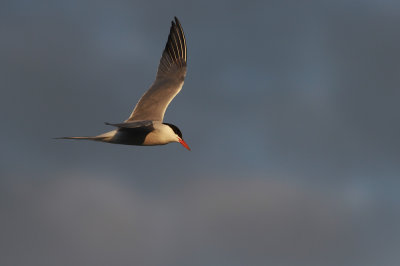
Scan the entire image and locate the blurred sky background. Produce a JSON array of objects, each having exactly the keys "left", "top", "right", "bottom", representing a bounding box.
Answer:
[{"left": 1, "top": 0, "right": 400, "bottom": 265}]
